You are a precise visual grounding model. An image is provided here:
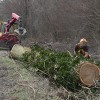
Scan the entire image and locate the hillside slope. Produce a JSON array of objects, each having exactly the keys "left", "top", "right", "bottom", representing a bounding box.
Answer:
[{"left": 0, "top": 50, "right": 62, "bottom": 100}]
